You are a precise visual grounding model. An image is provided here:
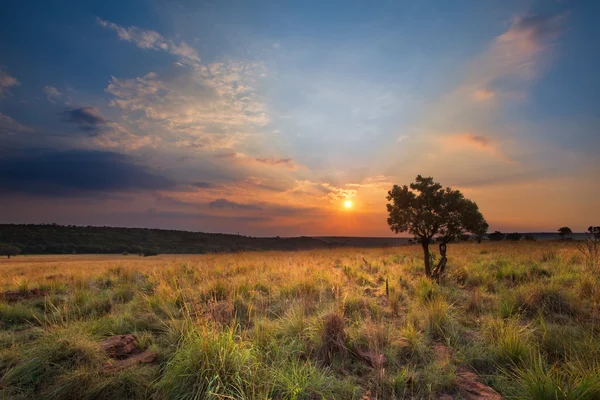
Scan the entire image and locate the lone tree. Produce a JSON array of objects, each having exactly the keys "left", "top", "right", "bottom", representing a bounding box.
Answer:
[
  {"left": 386, "top": 175, "right": 488, "bottom": 281},
  {"left": 558, "top": 226, "right": 572, "bottom": 240},
  {"left": 0, "top": 243, "right": 21, "bottom": 259}
]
